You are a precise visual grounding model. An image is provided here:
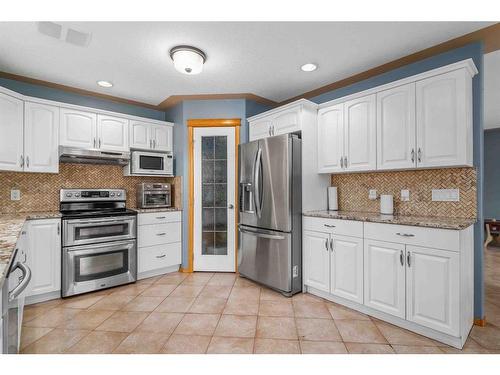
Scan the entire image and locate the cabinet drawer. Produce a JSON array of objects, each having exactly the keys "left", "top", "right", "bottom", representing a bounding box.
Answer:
[
  {"left": 138, "top": 242, "right": 181, "bottom": 273},
  {"left": 138, "top": 222, "right": 181, "bottom": 247},
  {"left": 303, "top": 216, "right": 363, "bottom": 238},
  {"left": 364, "top": 222, "right": 460, "bottom": 252},
  {"left": 138, "top": 211, "right": 181, "bottom": 226}
]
